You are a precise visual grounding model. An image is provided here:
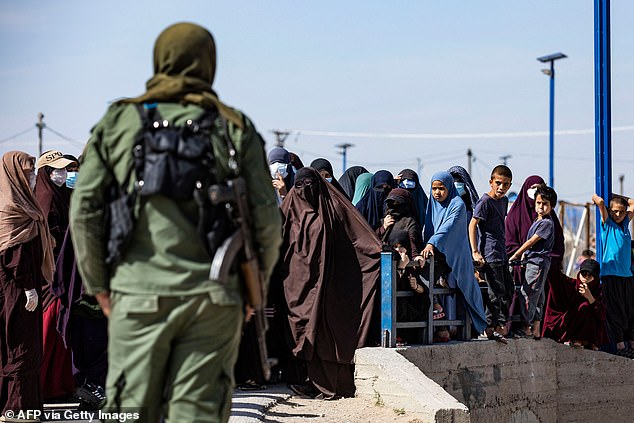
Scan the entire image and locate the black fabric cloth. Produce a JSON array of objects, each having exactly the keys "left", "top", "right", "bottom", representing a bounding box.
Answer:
[
  {"left": 355, "top": 170, "right": 395, "bottom": 230},
  {"left": 339, "top": 166, "right": 368, "bottom": 200},
  {"left": 376, "top": 188, "right": 422, "bottom": 258},
  {"left": 51, "top": 228, "right": 107, "bottom": 386},
  {"left": 447, "top": 166, "right": 479, "bottom": 223},
  {"left": 0, "top": 238, "right": 44, "bottom": 414},
  {"left": 34, "top": 168, "right": 71, "bottom": 261},
  {"left": 309, "top": 158, "right": 349, "bottom": 200},
  {"left": 280, "top": 167, "right": 381, "bottom": 398},
  {"left": 397, "top": 169, "right": 428, "bottom": 228},
  {"left": 601, "top": 275, "right": 634, "bottom": 343}
]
